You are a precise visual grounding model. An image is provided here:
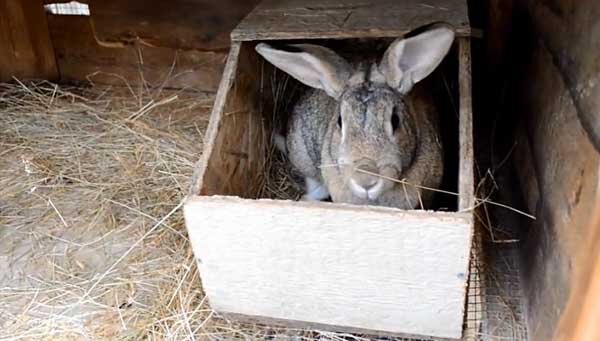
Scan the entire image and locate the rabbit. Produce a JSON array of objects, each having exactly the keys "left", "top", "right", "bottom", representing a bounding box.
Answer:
[{"left": 255, "top": 25, "right": 455, "bottom": 209}]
